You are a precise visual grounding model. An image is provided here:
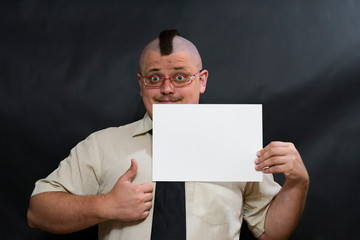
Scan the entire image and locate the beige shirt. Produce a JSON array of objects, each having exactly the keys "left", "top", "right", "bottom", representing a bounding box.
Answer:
[{"left": 32, "top": 113, "right": 281, "bottom": 240}]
